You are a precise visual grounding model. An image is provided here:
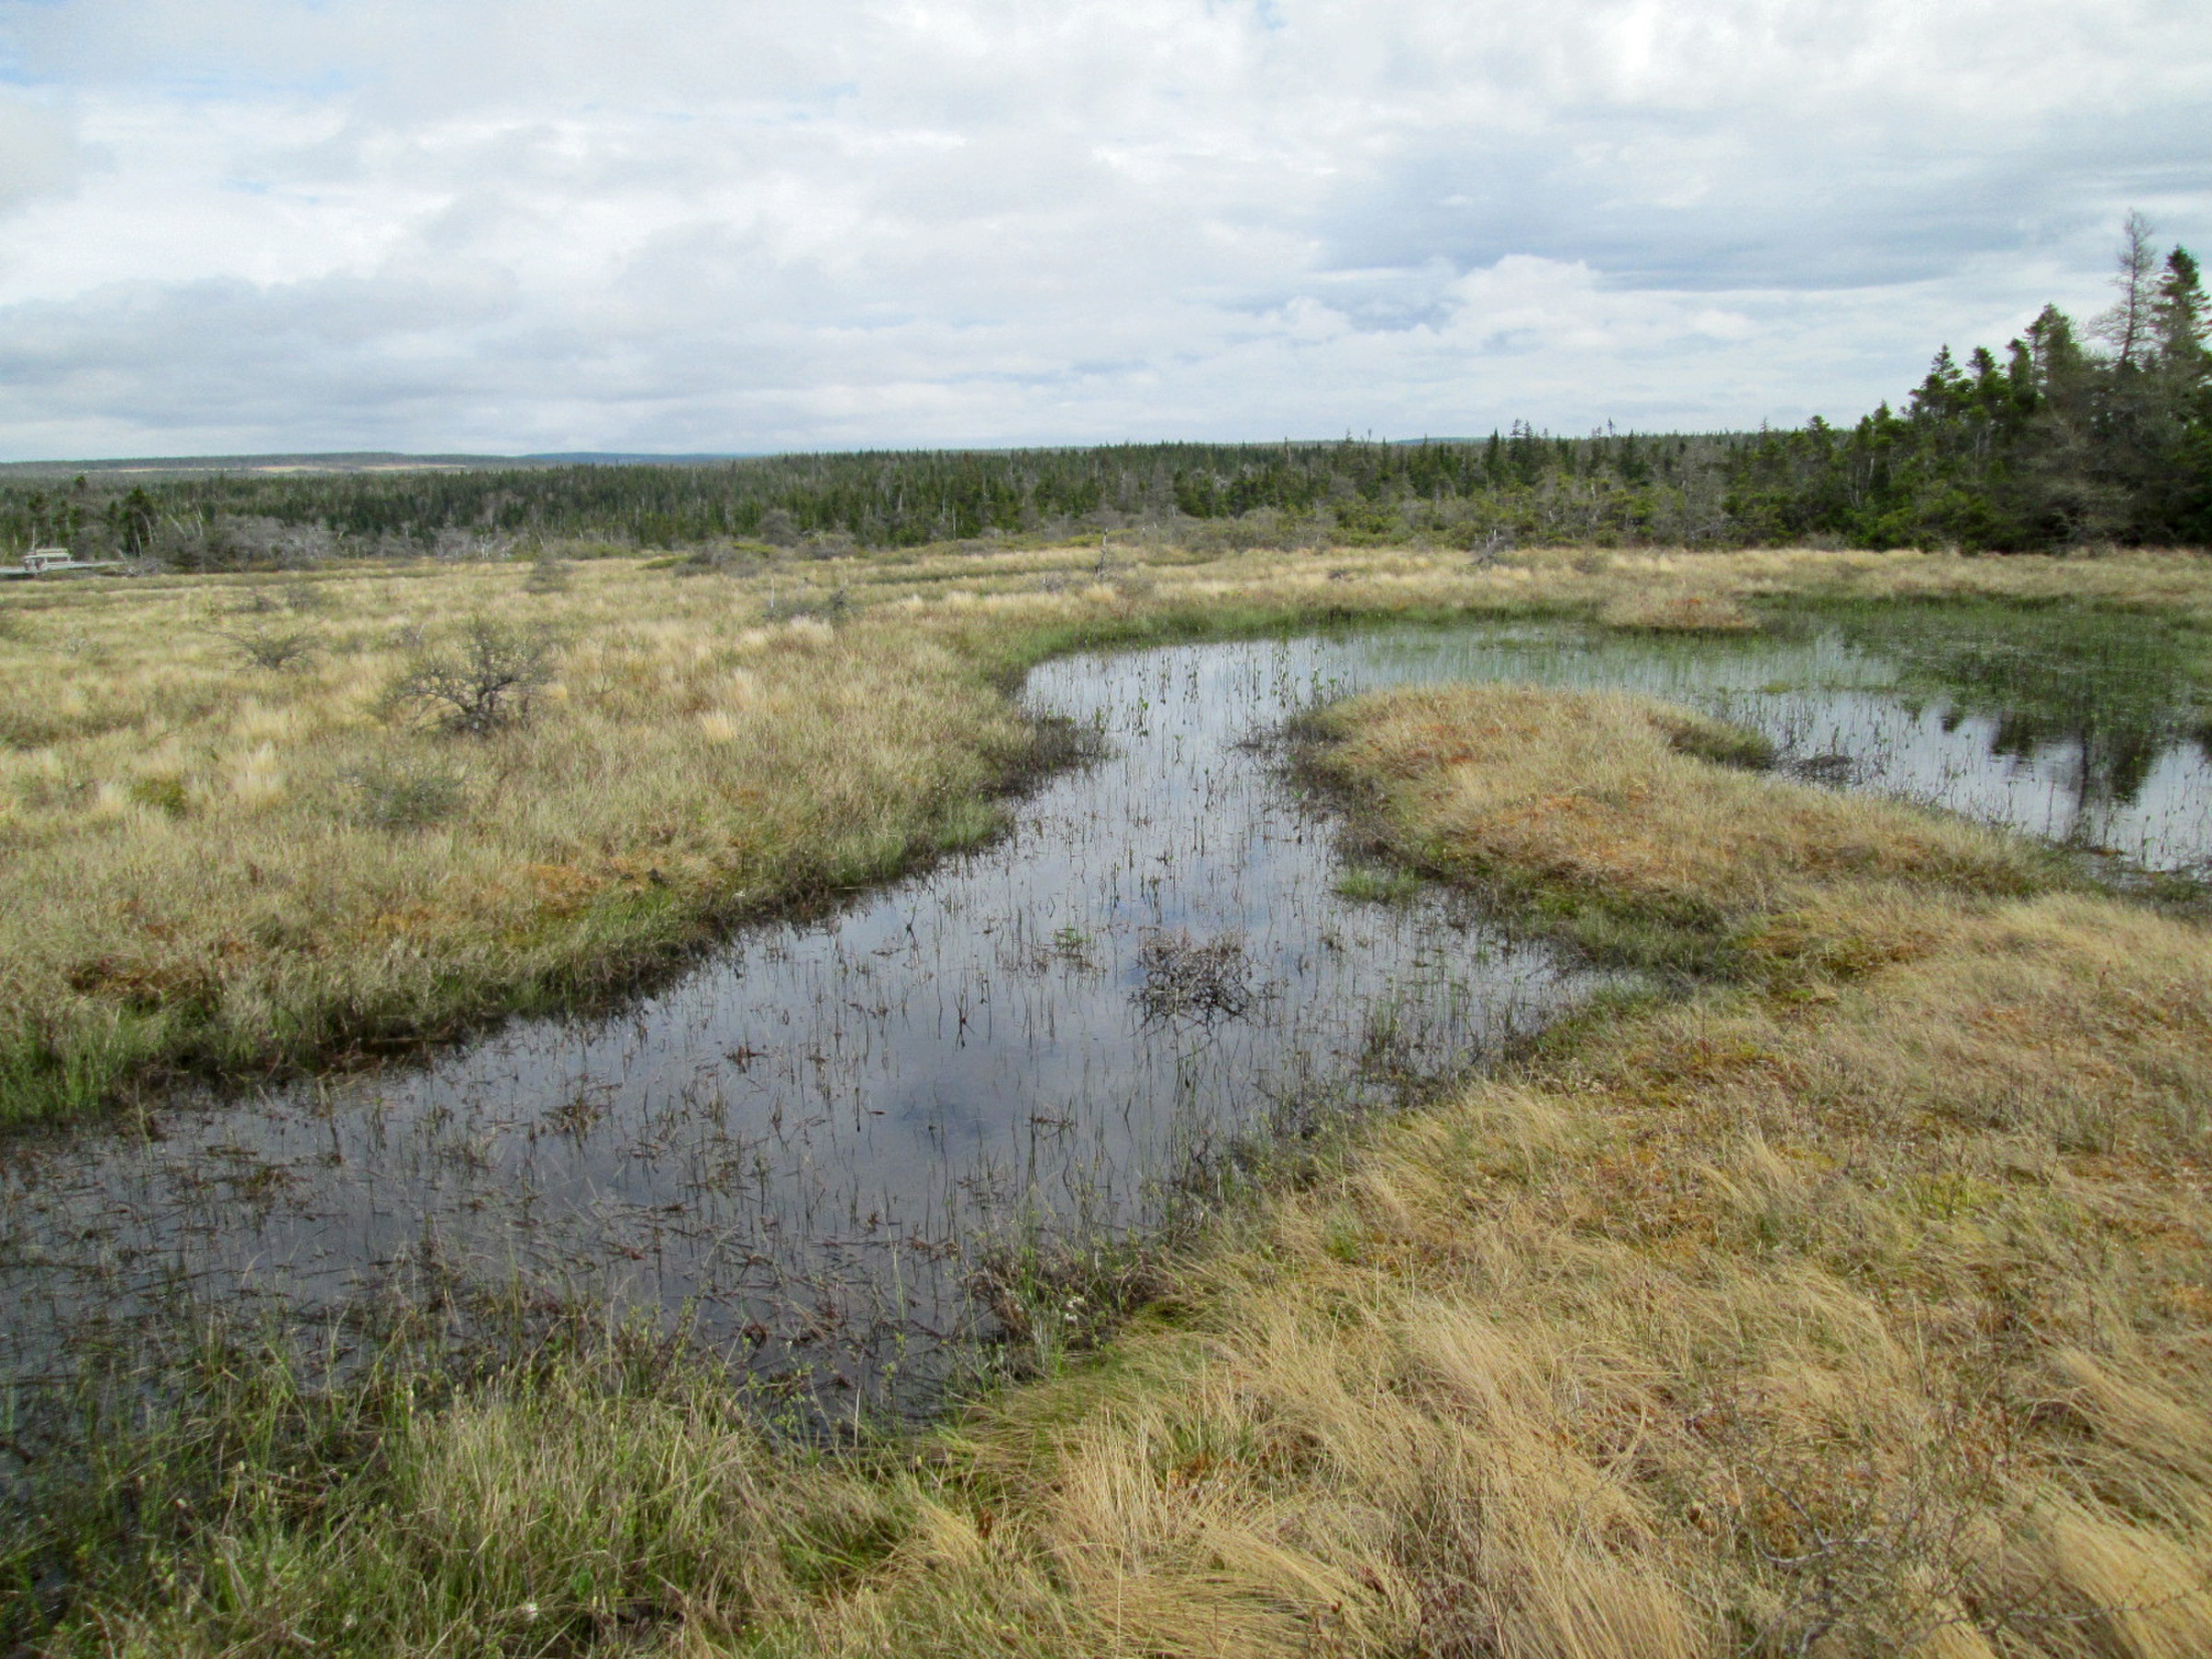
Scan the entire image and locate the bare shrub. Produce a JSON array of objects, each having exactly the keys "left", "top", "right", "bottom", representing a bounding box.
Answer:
[
  {"left": 1177, "top": 507, "right": 1309, "bottom": 556},
  {"left": 799, "top": 529, "right": 859, "bottom": 559},
  {"left": 228, "top": 622, "right": 321, "bottom": 671},
  {"left": 762, "top": 586, "right": 850, "bottom": 624},
  {"left": 1466, "top": 525, "right": 1517, "bottom": 566},
  {"left": 225, "top": 585, "right": 282, "bottom": 616},
  {"left": 382, "top": 617, "right": 552, "bottom": 736},
  {"left": 162, "top": 514, "right": 337, "bottom": 571},
  {"left": 430, "top": 528, "right": 524, "bottom": 561},
  {"left": 670, "top": 542, "right": 772, "bottom": 578}
]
